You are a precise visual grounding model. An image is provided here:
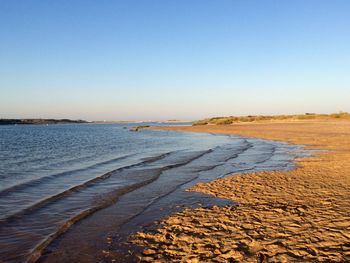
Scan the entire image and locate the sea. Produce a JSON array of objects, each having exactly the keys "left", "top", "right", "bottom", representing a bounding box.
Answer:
[{"left": 0, "top": 123, "right": 308, "bottom": 262}]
